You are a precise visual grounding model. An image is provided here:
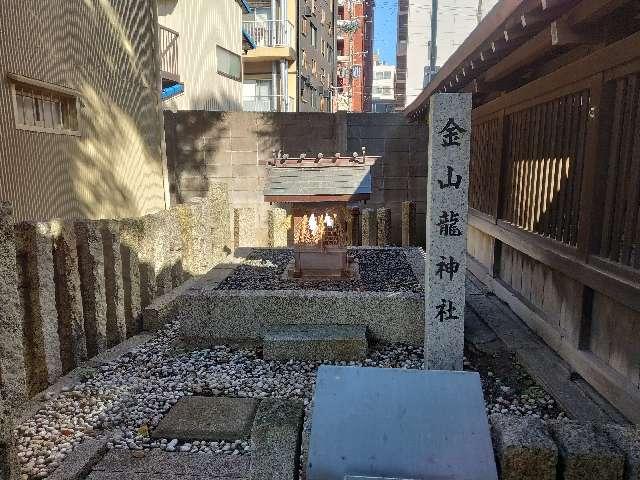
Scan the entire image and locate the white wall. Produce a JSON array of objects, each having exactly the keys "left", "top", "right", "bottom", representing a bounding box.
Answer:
[
  {"left": 158, "top": 0, "right": 244, "bottom": 111},
  {"left": 404, "top": 0, "right": 499, "bottom": 107}
]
